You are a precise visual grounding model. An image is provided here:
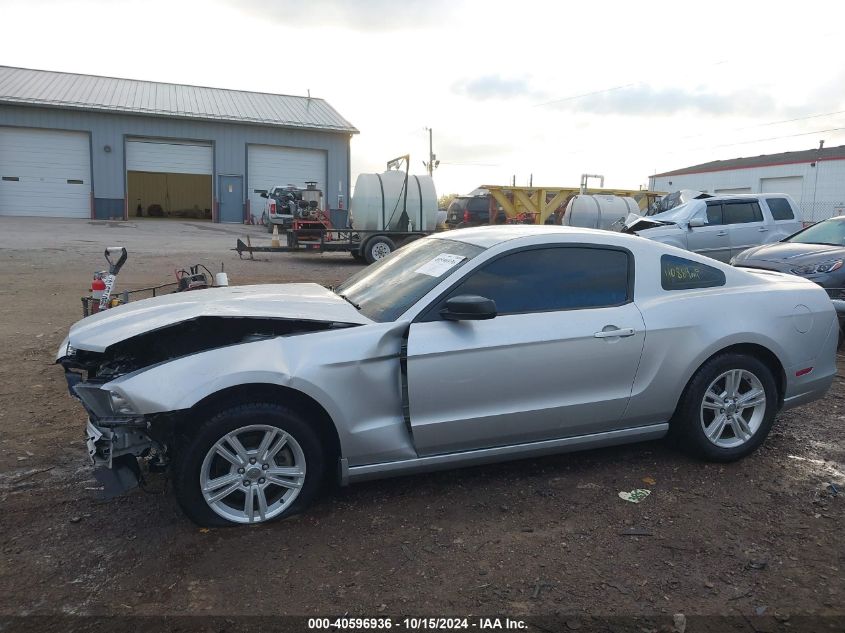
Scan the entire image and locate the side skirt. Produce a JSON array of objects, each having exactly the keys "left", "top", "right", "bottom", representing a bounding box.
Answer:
[{"left": 342, "top": 423, "right": 668, "bottom": 484}]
